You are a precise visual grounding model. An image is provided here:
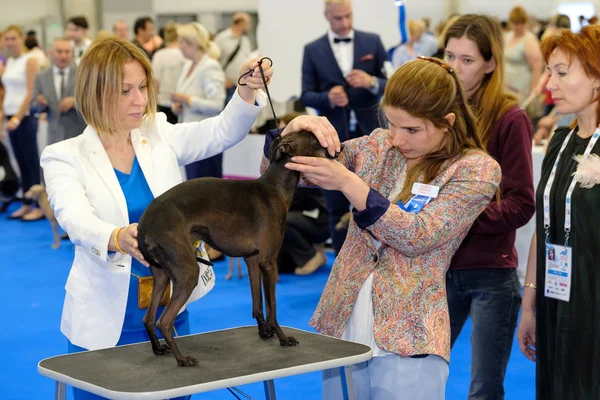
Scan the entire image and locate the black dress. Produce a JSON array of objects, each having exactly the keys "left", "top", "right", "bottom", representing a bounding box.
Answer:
[{"left": 535, "top": 127, "right": 600, "bottom": 399}]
